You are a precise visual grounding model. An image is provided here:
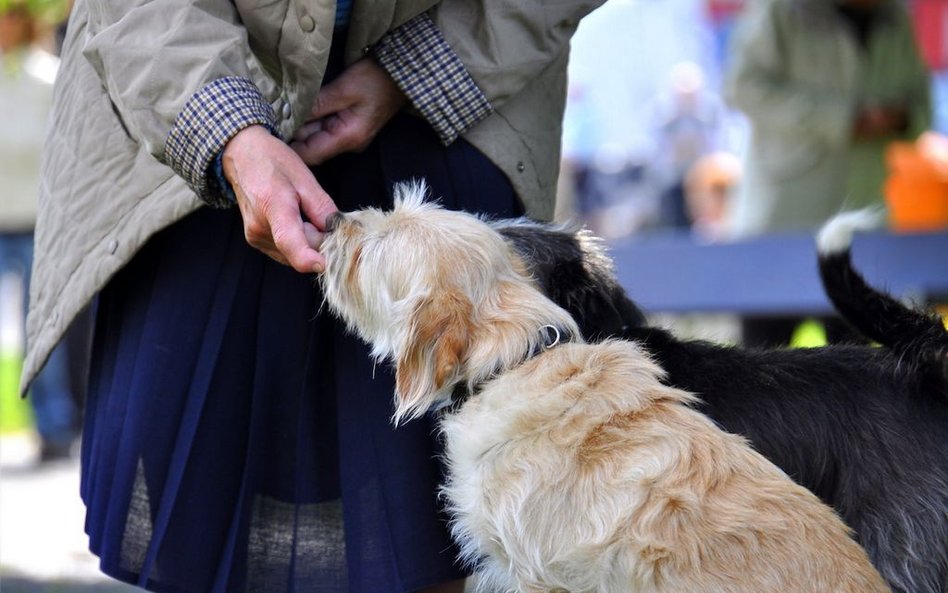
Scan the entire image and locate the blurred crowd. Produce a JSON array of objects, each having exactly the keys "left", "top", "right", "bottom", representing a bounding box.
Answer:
[{"left": 558, "top": 0, "right": 948, "bottom": 243}]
